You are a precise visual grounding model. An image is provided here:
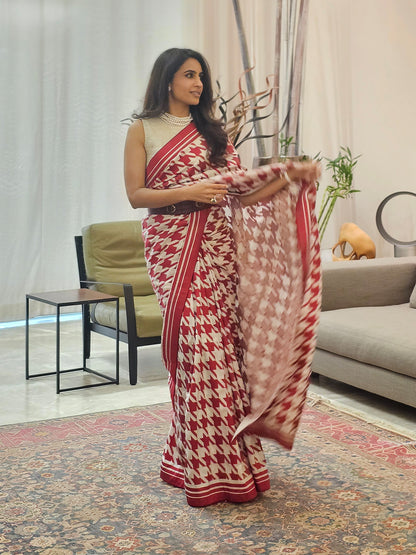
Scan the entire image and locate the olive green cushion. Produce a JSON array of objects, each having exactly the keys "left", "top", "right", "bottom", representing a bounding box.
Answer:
[
  {"left": 82, "top": 221, "right": 154, "bottom": 297},
  {"left": 92, "top": 297, "right": 162, "bottom": 338},
  {"left": 82, "top": 220, "right": 162, "bottom": 338}
]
